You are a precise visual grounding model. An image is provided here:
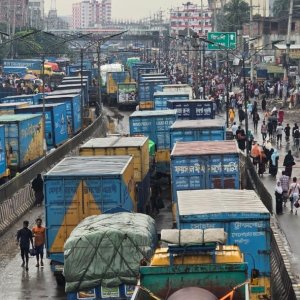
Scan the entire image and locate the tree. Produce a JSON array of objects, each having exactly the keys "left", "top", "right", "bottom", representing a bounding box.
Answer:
[
  {"left": 220, "top": 0, "right": 250, "bottom": 32},
  {"left": 273, "top": 0, "right": 289, "bottom": 17}
]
